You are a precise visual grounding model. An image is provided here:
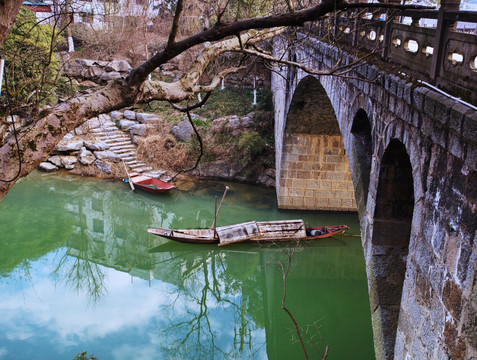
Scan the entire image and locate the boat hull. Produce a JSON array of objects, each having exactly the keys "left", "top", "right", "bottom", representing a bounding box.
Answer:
[
  {"left": 130, "top": 175, "right": 175, "bottom": 194},
  {"left": 147, "top": 221, "right": 348, "bottom": 246}
]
